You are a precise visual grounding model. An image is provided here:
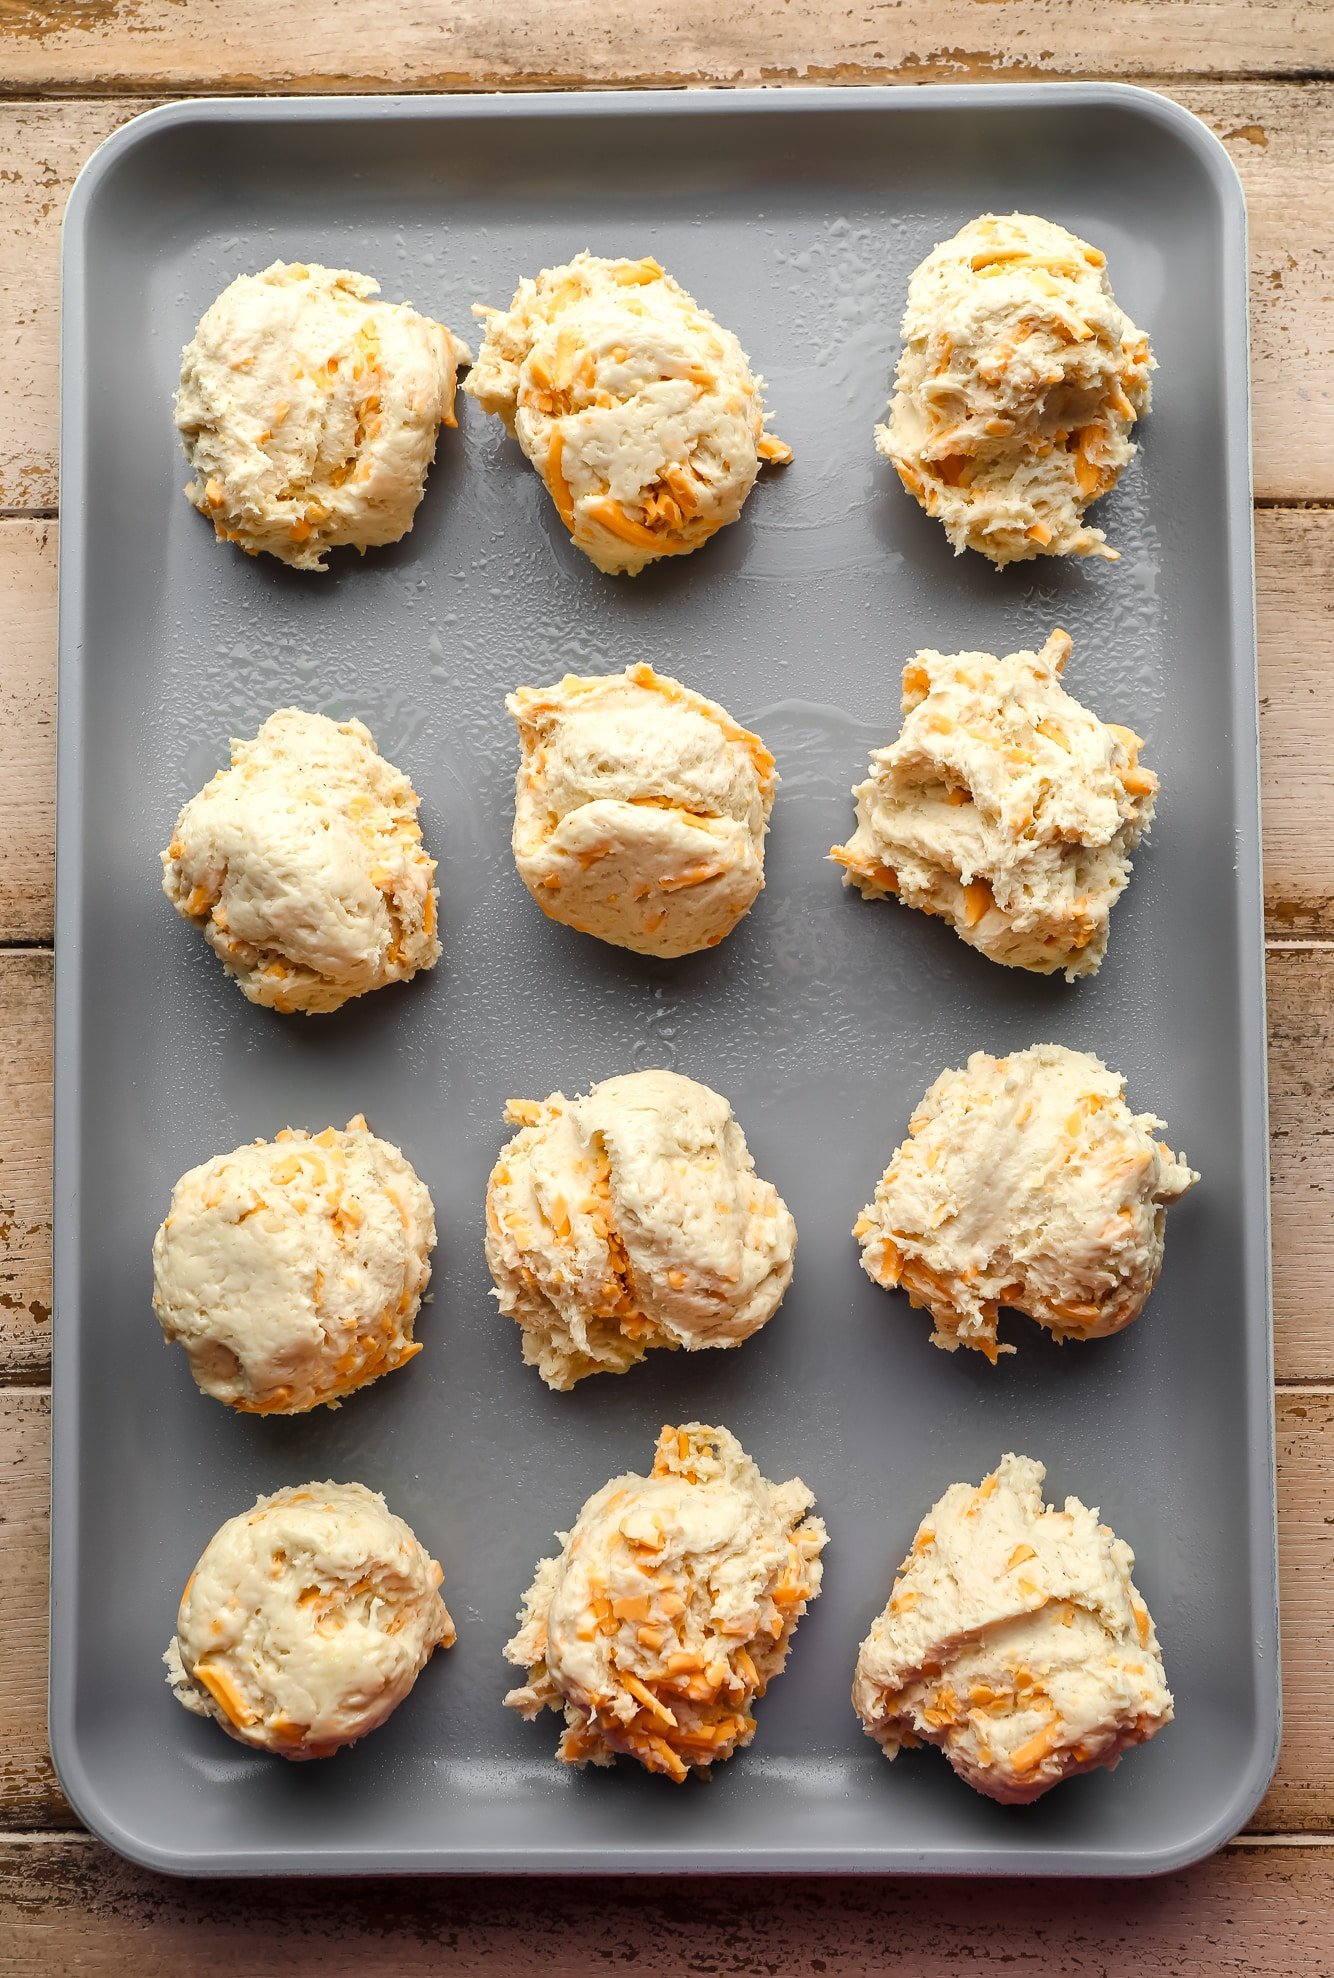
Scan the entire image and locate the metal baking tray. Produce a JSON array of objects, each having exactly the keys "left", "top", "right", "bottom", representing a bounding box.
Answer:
[{"left": 53, "top": 84, "right": 1276, "bottom": 1875}]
